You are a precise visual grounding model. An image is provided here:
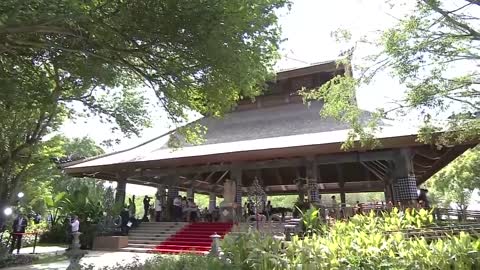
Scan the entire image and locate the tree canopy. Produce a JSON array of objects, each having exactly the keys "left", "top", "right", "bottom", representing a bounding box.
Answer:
[
  {"left": 0, "top": 0, "right": 289, "bottom": 203},
  {"left": 305, "top": 0, "right": 479, "bottom": 149},
  {"left": 427, "top": 146, "right": 480, "bottom": 210},
  {"left": 19, "top": 135, "right": 105, "bottom": 215}
]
